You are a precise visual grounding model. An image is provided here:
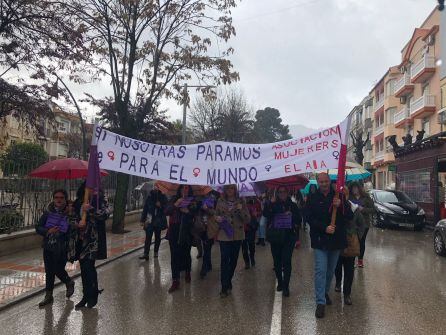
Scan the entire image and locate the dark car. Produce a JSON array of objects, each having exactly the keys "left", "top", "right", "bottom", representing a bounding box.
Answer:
[
  {"left": 369, "top": 189, "right": 425, "bottom": 231},
  {"left": 434, "top": 220, "right": 446, "bottom": 256}
]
